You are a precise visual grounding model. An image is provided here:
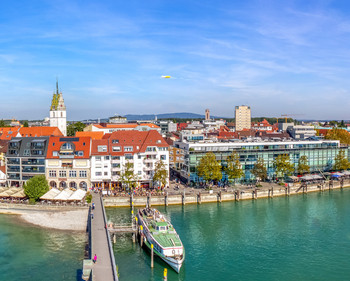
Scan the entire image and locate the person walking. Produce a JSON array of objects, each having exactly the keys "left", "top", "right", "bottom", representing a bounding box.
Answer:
[{"left": 93, "top": 254, "right": 97, "bottom": 263}]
